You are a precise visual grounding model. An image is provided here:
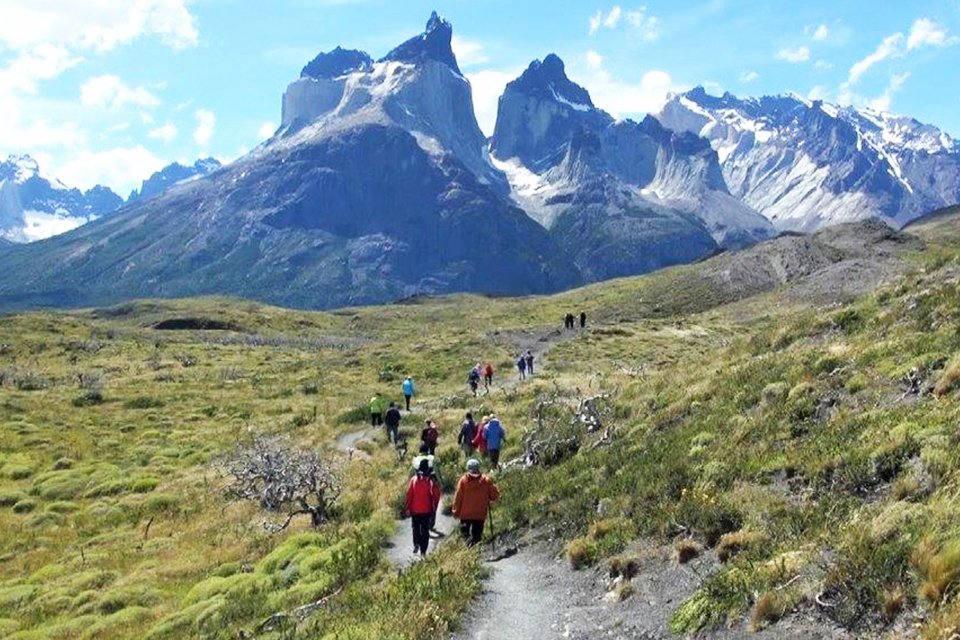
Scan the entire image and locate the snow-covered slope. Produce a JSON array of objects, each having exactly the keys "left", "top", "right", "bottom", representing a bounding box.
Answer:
[
  {"left": 656, "top": 88, "right": 960, "bottom": 232},
  {"left": 0, "top": 155, "right": 124, "bottom": 243},
  {"left": 490, "top": 56, "right": 774, "bottom": 257}
]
